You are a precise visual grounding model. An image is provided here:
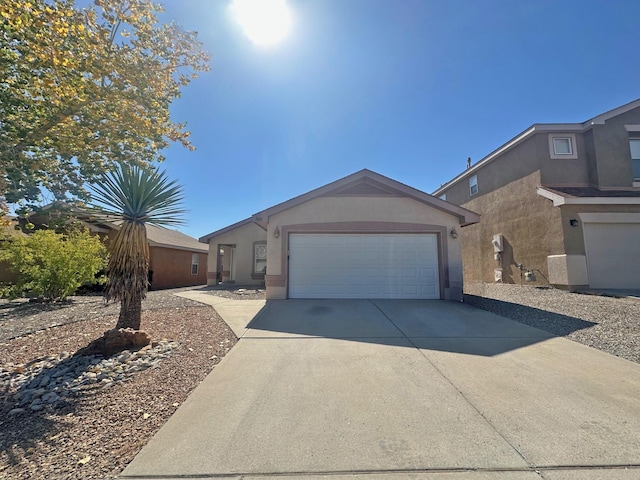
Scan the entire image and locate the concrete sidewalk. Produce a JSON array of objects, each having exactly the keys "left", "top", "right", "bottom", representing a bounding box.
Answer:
[
  {"left": 174, "top": 290, "right": 266, "bottom": 338},
  {"left": 121, "top": 298, "right": 640, "bottom": 479}
]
